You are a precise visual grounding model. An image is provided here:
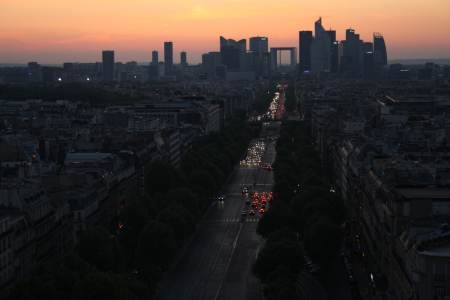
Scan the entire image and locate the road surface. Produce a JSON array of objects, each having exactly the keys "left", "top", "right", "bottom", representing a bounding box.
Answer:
[{"left": 158, "top": 123, "right": 279, "bottom": 300}]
